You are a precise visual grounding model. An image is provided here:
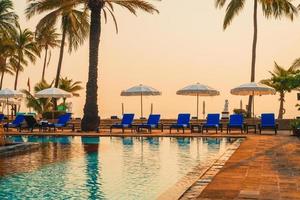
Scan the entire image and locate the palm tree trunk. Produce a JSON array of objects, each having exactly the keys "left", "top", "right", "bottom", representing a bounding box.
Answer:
[
  {"left": 54, "top": 27, "right": 66, "bottom": 88},
  {"left": 0, "top": 57, "right": 6, "bottom": 90},
  {"left": 81, "top": 0, "right": 102, "bottom": 131},
  {"left": 14, "top": 69, "right": 19, "bottom": 90},
  {"left": 14, "top": 58, "right": 21, "bottom": 90},
  {"left": 278, "top": 92, "right": 285, "bottom": 119},
  {"left": 53, "top": 27, "right": 67, "bottom": 110},
  {"left": 0, "top": 71, "right": 4, "bottom": 90},
  {"left": 247, "top": 0, "right": 258, "bottom": 117},
  {"left": 42, "top": 46, "right": 48, "bottom": 81}
]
